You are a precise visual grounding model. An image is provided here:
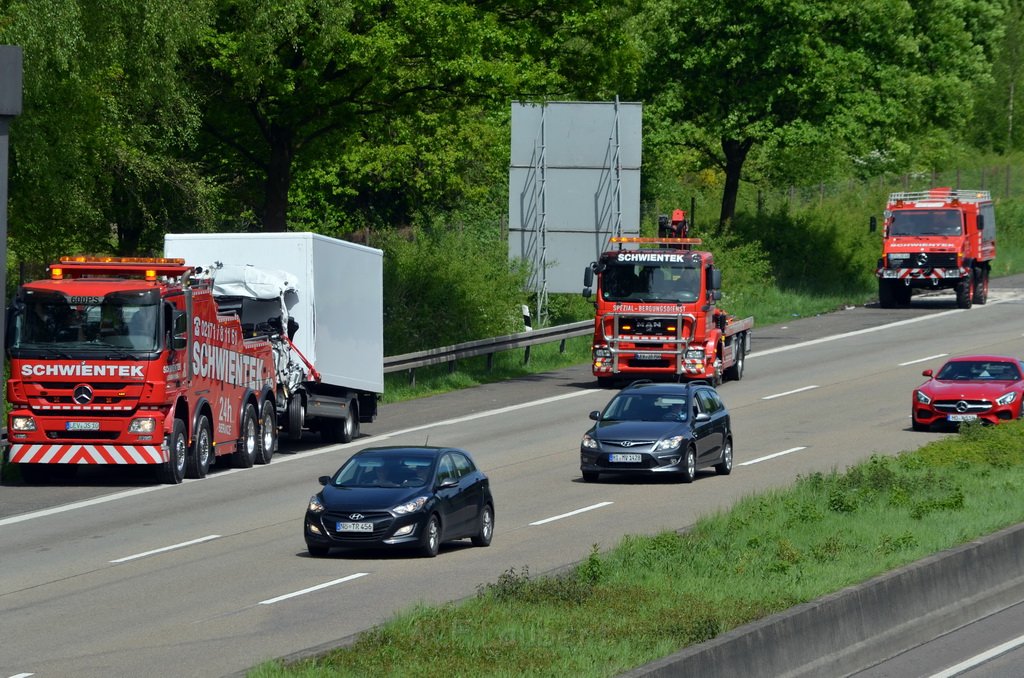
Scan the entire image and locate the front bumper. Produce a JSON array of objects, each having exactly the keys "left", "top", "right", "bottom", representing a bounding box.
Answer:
[{"left": 580, "top": 448, "right": 686, "bottom": 475}]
